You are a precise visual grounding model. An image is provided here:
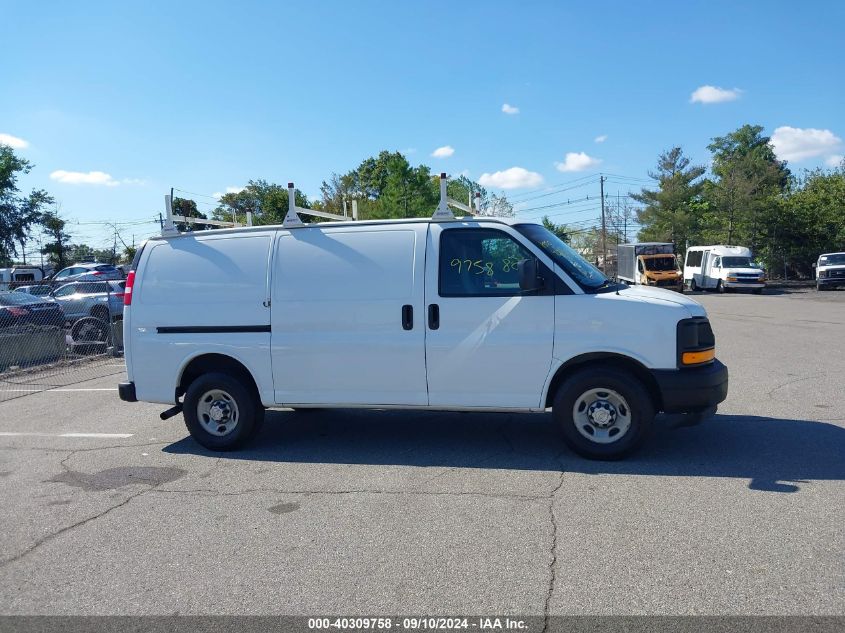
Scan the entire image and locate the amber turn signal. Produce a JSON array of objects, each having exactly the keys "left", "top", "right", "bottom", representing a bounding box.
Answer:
[{"left": 682, "top": 348, "right": 715, "bottom": 365}]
